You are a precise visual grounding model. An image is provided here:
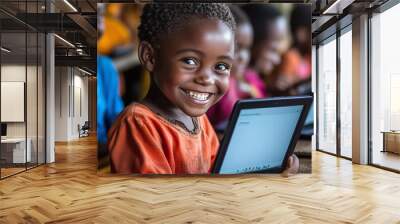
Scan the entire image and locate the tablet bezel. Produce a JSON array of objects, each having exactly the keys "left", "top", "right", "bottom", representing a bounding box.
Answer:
[{"left": 212, "top": 96, "right": 313, "bottom": 174}]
